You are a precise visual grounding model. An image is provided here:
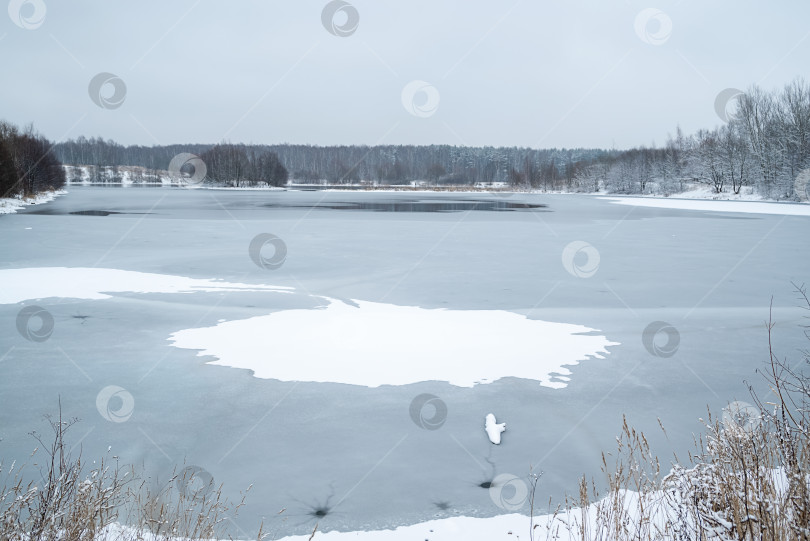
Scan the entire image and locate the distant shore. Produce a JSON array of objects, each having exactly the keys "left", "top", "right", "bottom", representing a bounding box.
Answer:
[{"left": 60, "top": 177, "right": 809, "bottom": 203}]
